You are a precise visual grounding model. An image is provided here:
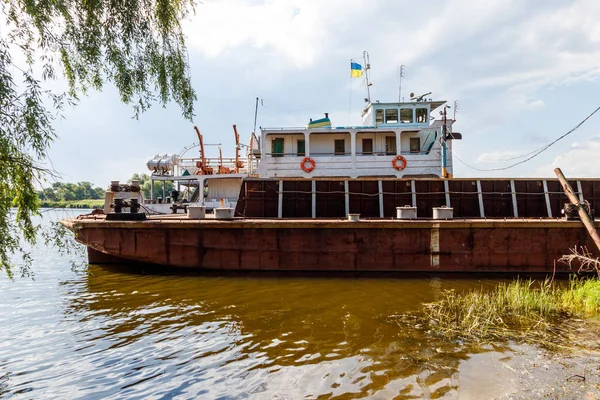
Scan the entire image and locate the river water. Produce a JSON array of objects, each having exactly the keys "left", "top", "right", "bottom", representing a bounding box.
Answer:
[{"left": 1, "top": 210, "right": 599, "bottom": 399}]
